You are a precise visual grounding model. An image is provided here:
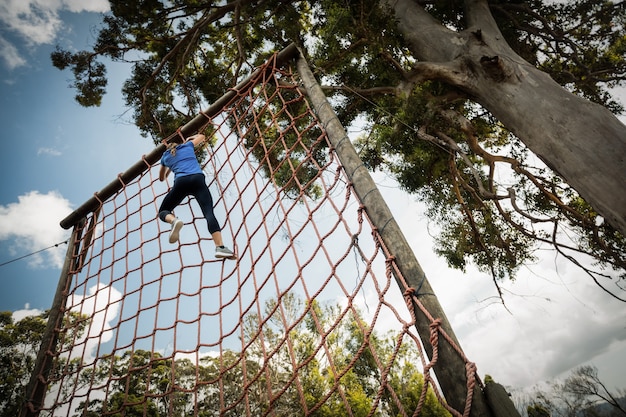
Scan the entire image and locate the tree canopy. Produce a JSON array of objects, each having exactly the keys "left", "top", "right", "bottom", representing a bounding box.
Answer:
[
  {"left": 2, "top": 296, "right": 453, "bottom": 417},
  {"left": 523, "top": 365, "right": 626, "bottom": 417},
  {"left": 76, "top": 294, "right": 450, "bottom": 417},
  {"left": 52, "top": 0, "right": 626, "bottom": 299},
  {"left": 0, "top": 311, "right": 47, "bottom": 417}
]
